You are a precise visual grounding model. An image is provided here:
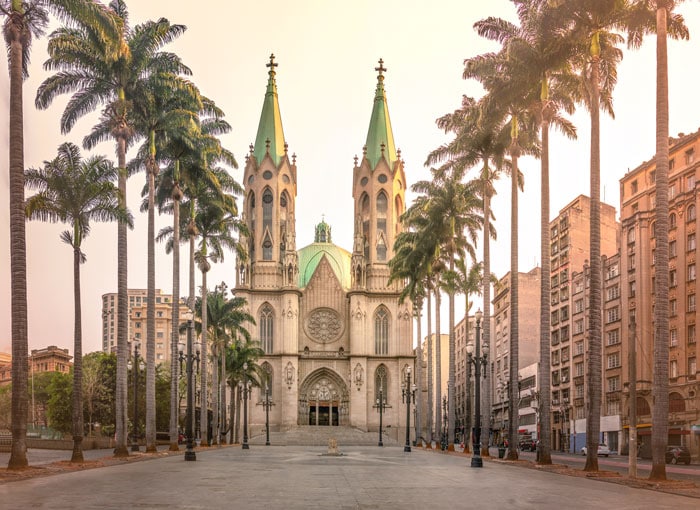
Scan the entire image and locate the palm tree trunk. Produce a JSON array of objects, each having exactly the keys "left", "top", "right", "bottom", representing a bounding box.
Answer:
[
  {"left": 482, "top": 177, "right": 492, "bottom": 457},
  {"left": 70, "top": 244, "right": 84, "bottom": 463},
  {"left": 448, "top": 260, "right": 456, "bottom": 450},
  {"left": 211, "top": 346, "right": 219, "bottom": 446},
  {"left": 200, "top": 268, "right": 209, "bottom": 445},
  {"left": 434, "top": 287, "right": 442, "bottom": 448},
  {"left": 464, "top": 296, "right": 471, "bottom": 453},
  {"left": 426, "top": 288, "right": 433, "bottom": 445},
  {"left": 585, "top": 55, "right": 602, "bottom": 473},
  {"left": 145, "top": 160, "right": 156, "bottom": 453},
  {"left": 114, "top": 137, "right": 129, "bottom": 458},
  {"left": 650, "top": 2, "right": 670, "bottom": 481},
  {"left": 7, "top": 8, "right": 29, "bottom": 470},
  {"left": 506, "top": 122, "right": 520, "bottom": 461},
  {"left": 538, "top": 118, "right": 552, "bottom": 465},
  {"left": 234, "top": 386, "right": 241, "bottom": 444},
  {"left": 168, "top": 185, "right": 182, "bottom": 451},
  {"left": 414, "top": 304, "right": 423, "bottom": 445}
]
